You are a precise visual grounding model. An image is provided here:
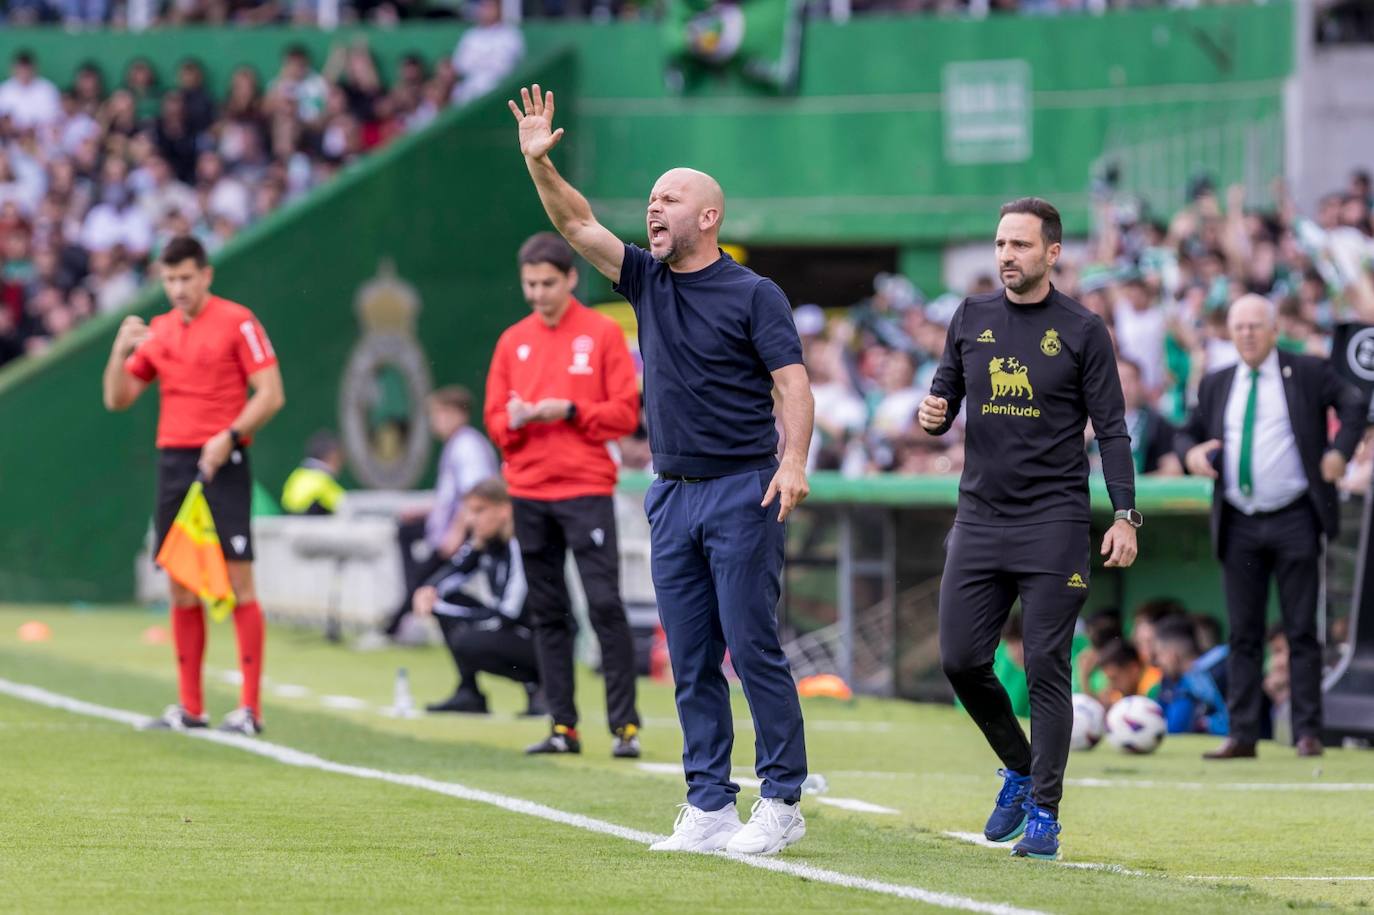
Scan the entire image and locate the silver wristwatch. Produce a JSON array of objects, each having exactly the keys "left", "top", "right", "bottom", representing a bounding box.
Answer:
[{"left": 1114, "top": 509, "right": 1143, "bottom": 528}]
